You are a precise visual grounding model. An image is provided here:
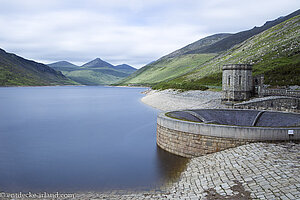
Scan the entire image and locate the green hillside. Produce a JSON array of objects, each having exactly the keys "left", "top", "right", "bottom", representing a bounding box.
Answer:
[
  {"left": 167, "top": 14, "right": 300, "bottom": 88},
  {"left": 159, "top": 33, "right": 231, "bottom": 59},
  {"left": 118, "top": 54, "right": 216, "bottom": 85},
  {"left": 119, "top": 10, "right": 300, "bottom": 89},
  {"left": 62, "top": 68, "right": 132, "bottom": 85},
  {"left": 118, "top": 33, "right": 231, "bottom": 85},
  {"left": 186, "top": 9, "right": 300, "bottom": 54},
  {"left": 49, "top": 58, "right": 136, "bottom": 85},
  {"left": 0, "top": 48, "right": 76, "bottom": 86}
]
